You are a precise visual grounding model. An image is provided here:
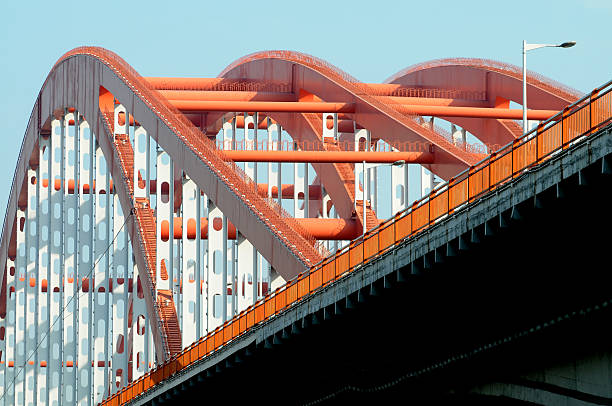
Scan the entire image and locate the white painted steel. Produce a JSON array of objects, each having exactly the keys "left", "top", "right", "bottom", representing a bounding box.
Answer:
[
  {"left": 156, "top": 147, "right": 172, "bottom": 292},
  {"left": 237, "top": 114, "right": 259, "bottom": 311},
  {"left": 49, "top": 118, "right": 64, "bottom": 406},
  {"left": 421, "top": 166, "right": 434, "bottom": 197},
  {"left": 134, "top": 126, "right": 149, "bottom": 199},
  {"left": 14, "top": 206, "right": 26, "bottom": 406},
  {"left": 207, "top": 201, "right": 226, "bottom": 330},
  {"left": 62, "top": 113, "right": 77, "bottom": 405},
  {"left": 77, "top": 119, "right": 94, "bottom": 406},
  {"left": 181, "top": 175, "right": 199, "bottom": 347},
  {"left": 93, "top": 137, "right": 110, "bottom": 403},
  {"left": 322, "top": 113, "right": 338, "bottom": 141}
]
